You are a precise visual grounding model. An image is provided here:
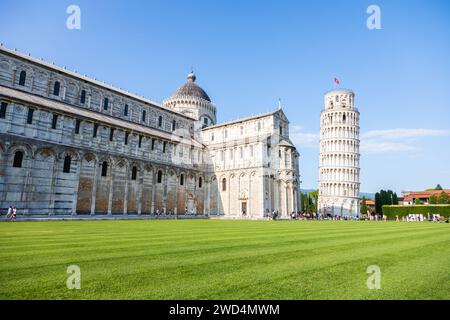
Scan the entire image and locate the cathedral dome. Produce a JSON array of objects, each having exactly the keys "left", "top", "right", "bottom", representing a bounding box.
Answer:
[{"left": 170, "top": 71, "right": 211, "bottom": 102}]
